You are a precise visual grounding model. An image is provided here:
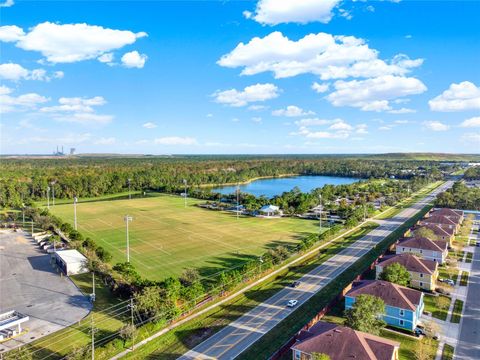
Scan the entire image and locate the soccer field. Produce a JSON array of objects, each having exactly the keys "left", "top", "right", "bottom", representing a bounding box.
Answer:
[{"left": 49, "top": 194, "right": 320, "bottom": 281}]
